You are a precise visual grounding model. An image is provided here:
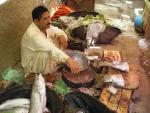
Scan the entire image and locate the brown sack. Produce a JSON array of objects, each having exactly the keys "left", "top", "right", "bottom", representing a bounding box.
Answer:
[{"left": 96, "top": 26, "right": 121, "bottom": 44}]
